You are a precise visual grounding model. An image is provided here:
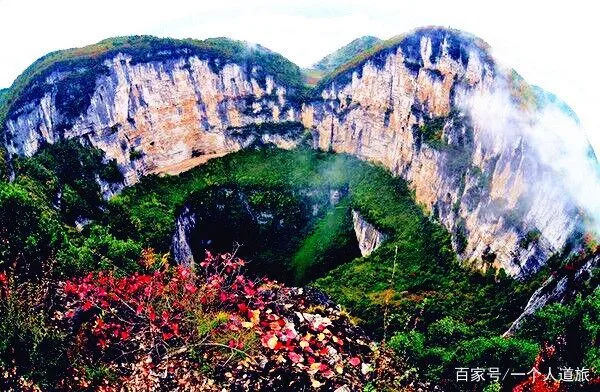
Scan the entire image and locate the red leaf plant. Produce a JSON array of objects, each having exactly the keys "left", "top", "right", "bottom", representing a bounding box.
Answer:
[{"left": 58, "top": 251, "right": 378, "bottom": 390}]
